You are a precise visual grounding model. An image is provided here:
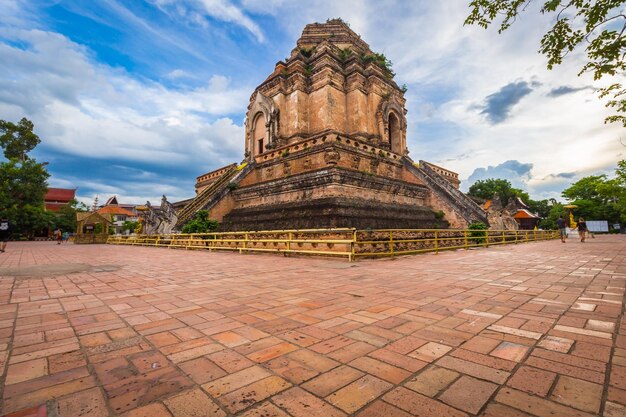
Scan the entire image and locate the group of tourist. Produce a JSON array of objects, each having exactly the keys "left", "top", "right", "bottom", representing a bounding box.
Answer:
[{"left": 556, "top": 216, "right": 589, "bottom": 243}]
